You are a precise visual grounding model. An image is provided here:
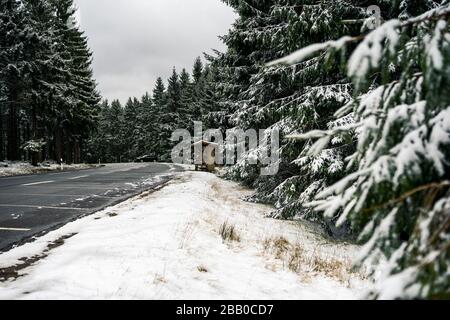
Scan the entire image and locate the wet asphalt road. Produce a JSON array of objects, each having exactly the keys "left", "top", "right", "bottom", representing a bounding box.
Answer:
[{"left": 0, "top": 163, "right": 180, "bottom": 252}]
